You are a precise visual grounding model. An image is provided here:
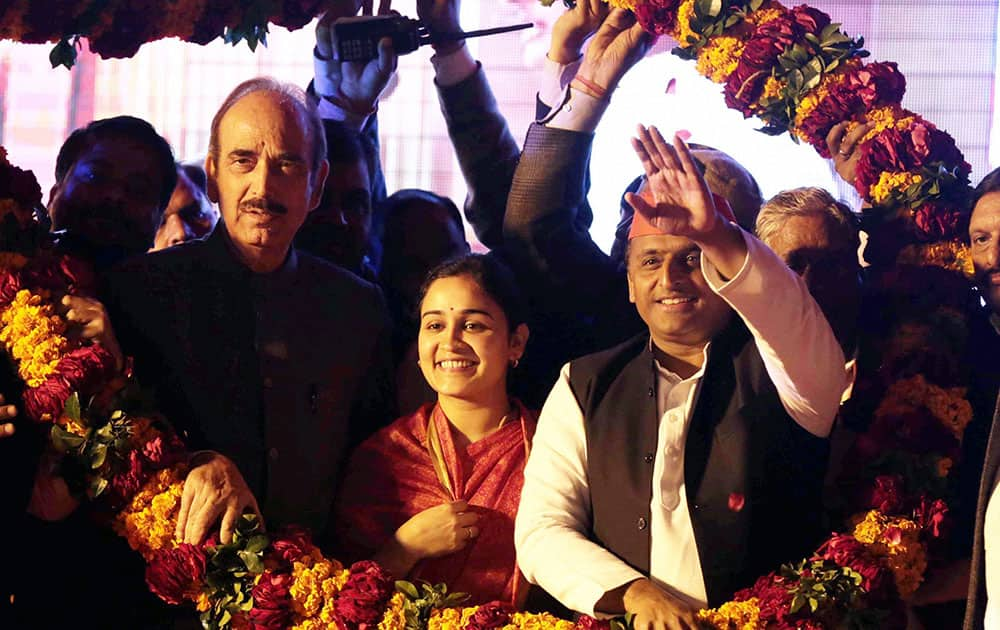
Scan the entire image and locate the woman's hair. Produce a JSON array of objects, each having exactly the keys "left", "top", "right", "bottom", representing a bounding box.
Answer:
[{"left": 417, "top": 254, "right": 528, "bottom": 332}]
